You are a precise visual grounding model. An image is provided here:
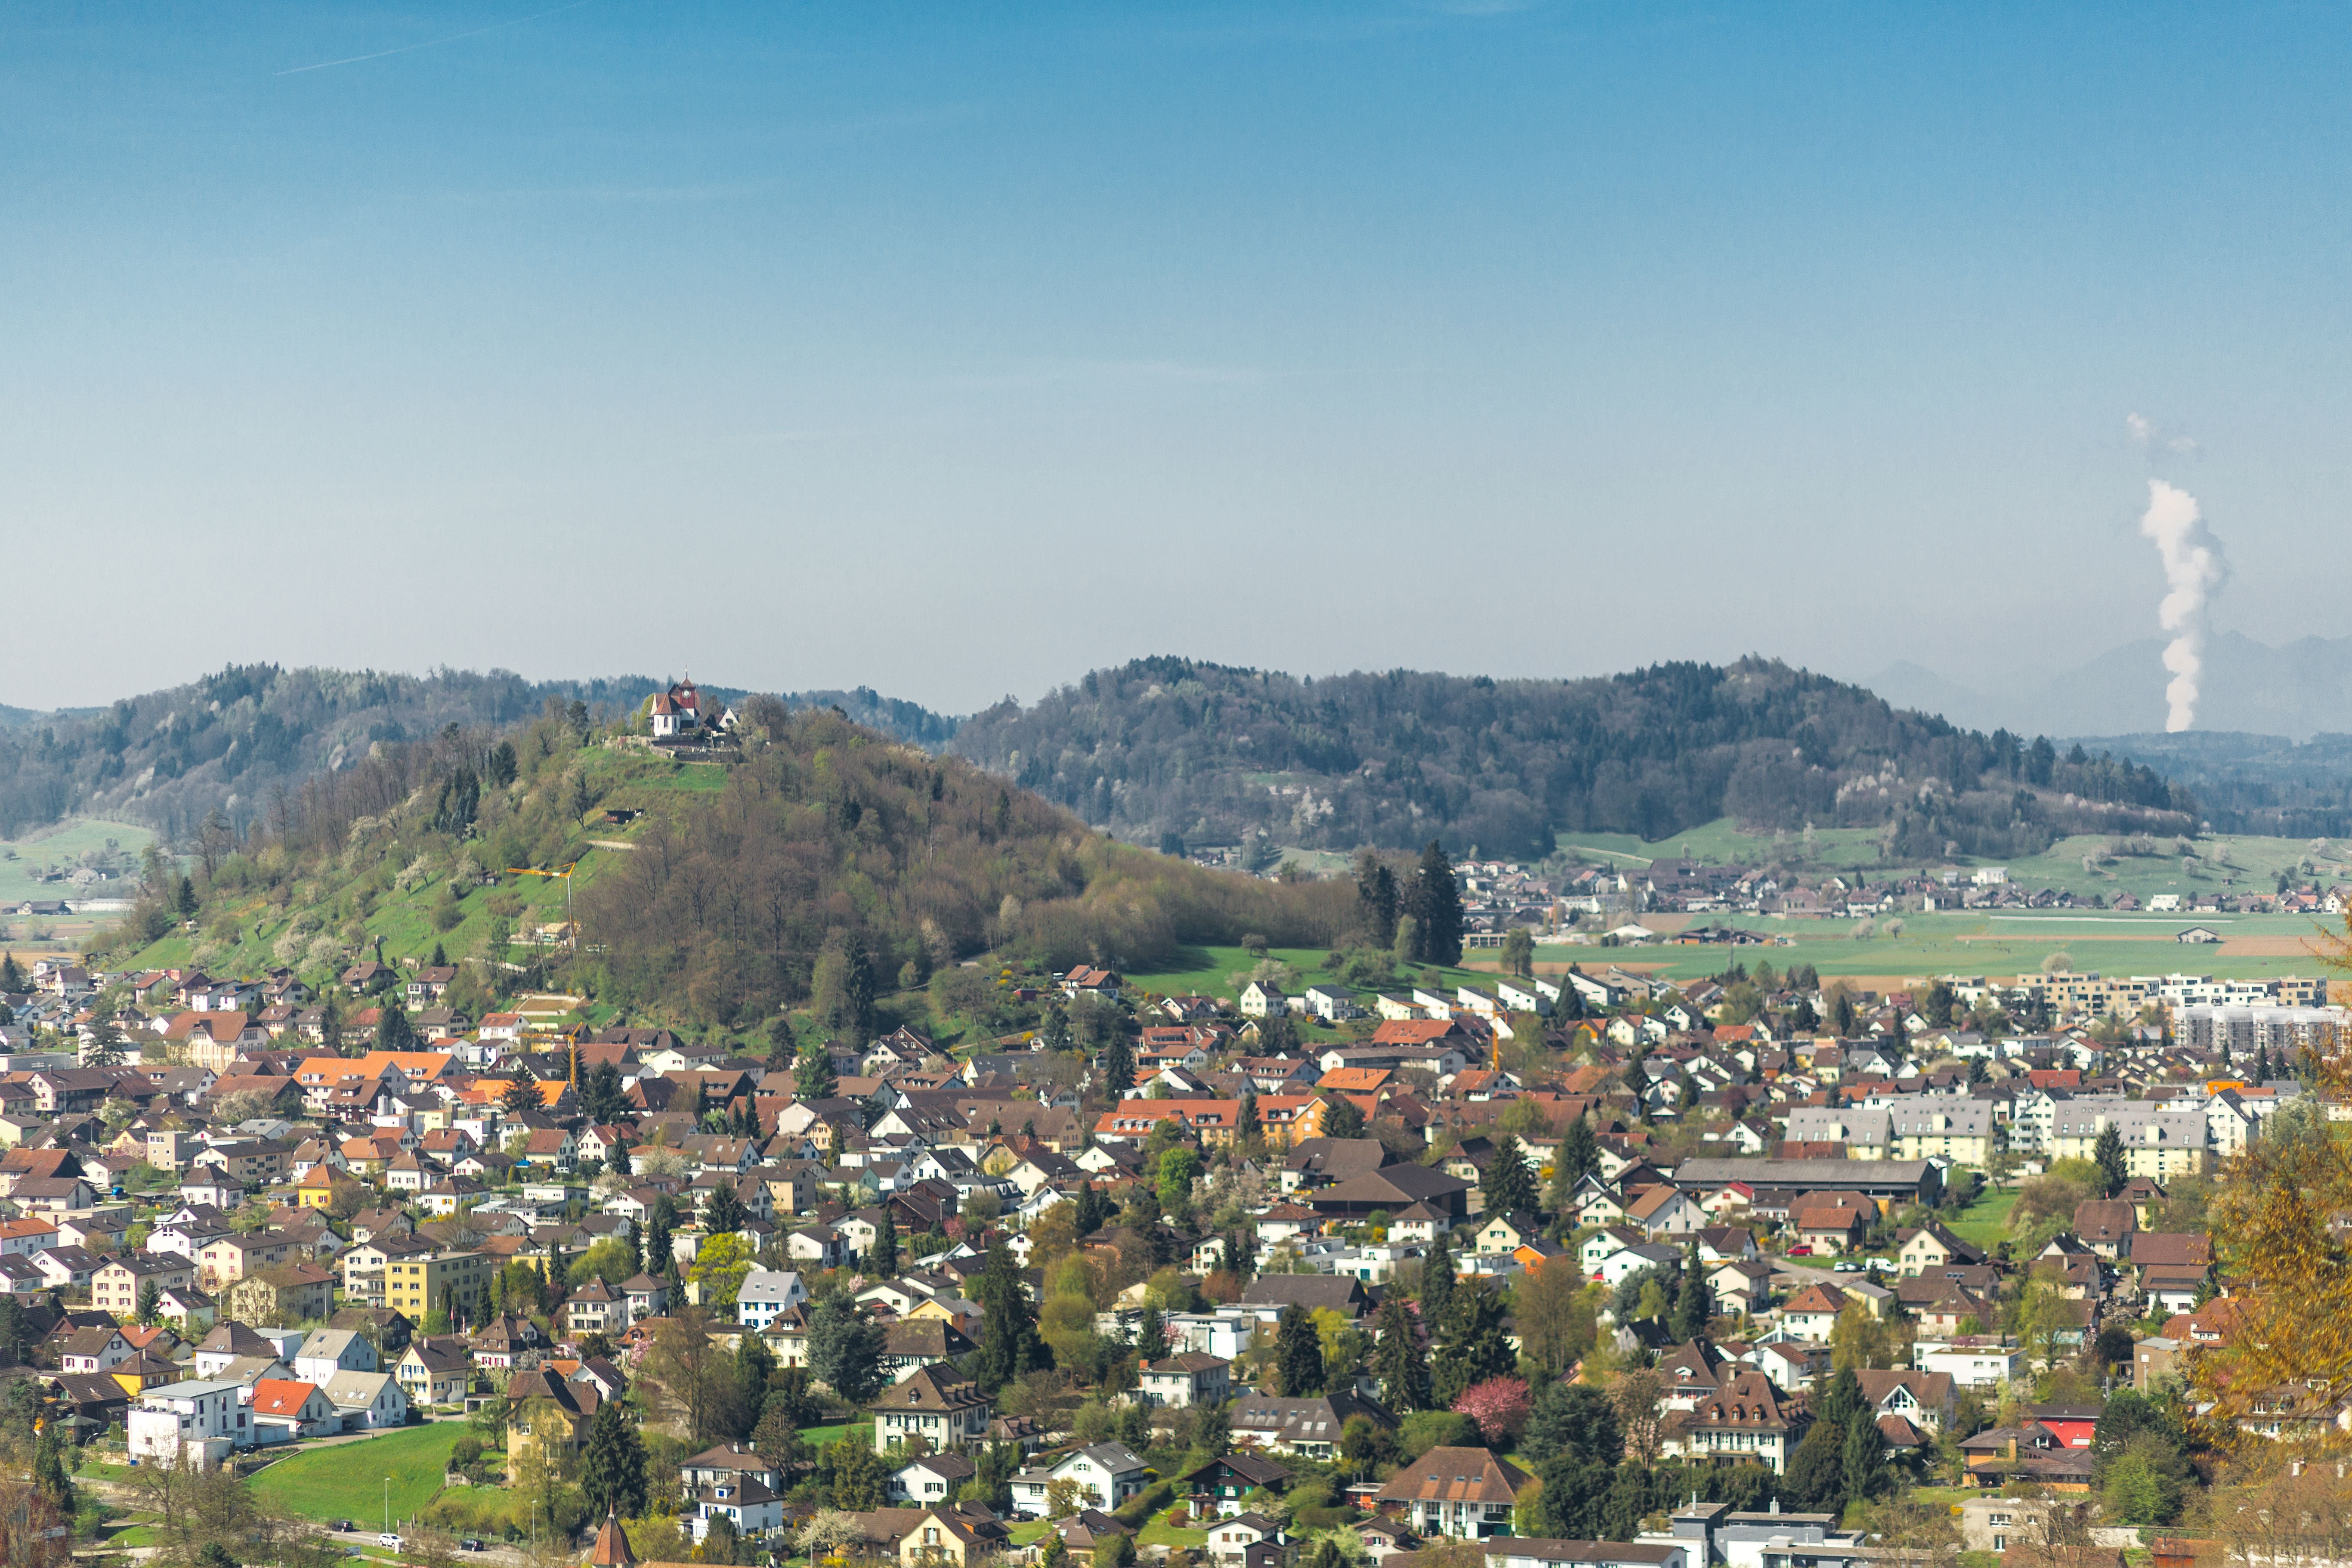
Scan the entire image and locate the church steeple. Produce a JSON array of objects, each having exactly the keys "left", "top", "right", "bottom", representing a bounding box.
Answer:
[{"left": 588, "top": 1505, "right": 635, "bottom": 1567}]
